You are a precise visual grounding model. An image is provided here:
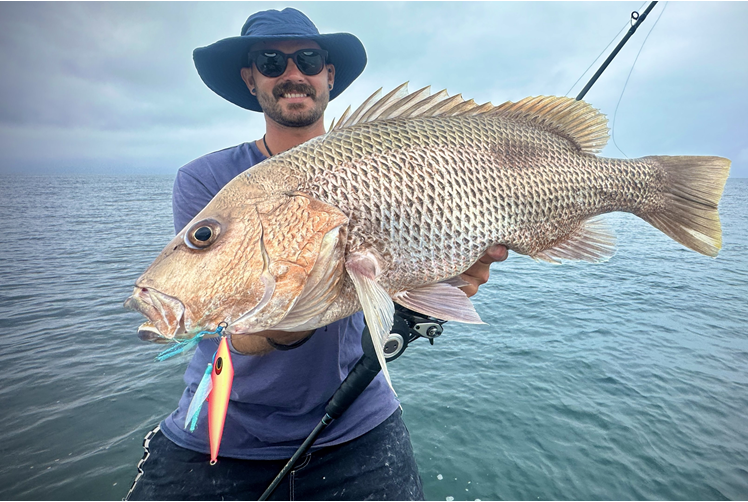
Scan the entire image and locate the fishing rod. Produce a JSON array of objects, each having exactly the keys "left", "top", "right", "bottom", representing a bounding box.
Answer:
[
  {"left": 576, "top": 1, "right": 658, "bottom": 101},
  {"left": 258, "top": 306, "right": 445, "bottom": 500},
  {"left": 259, "top": 323, "right": 383, "bottom": 501}
]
